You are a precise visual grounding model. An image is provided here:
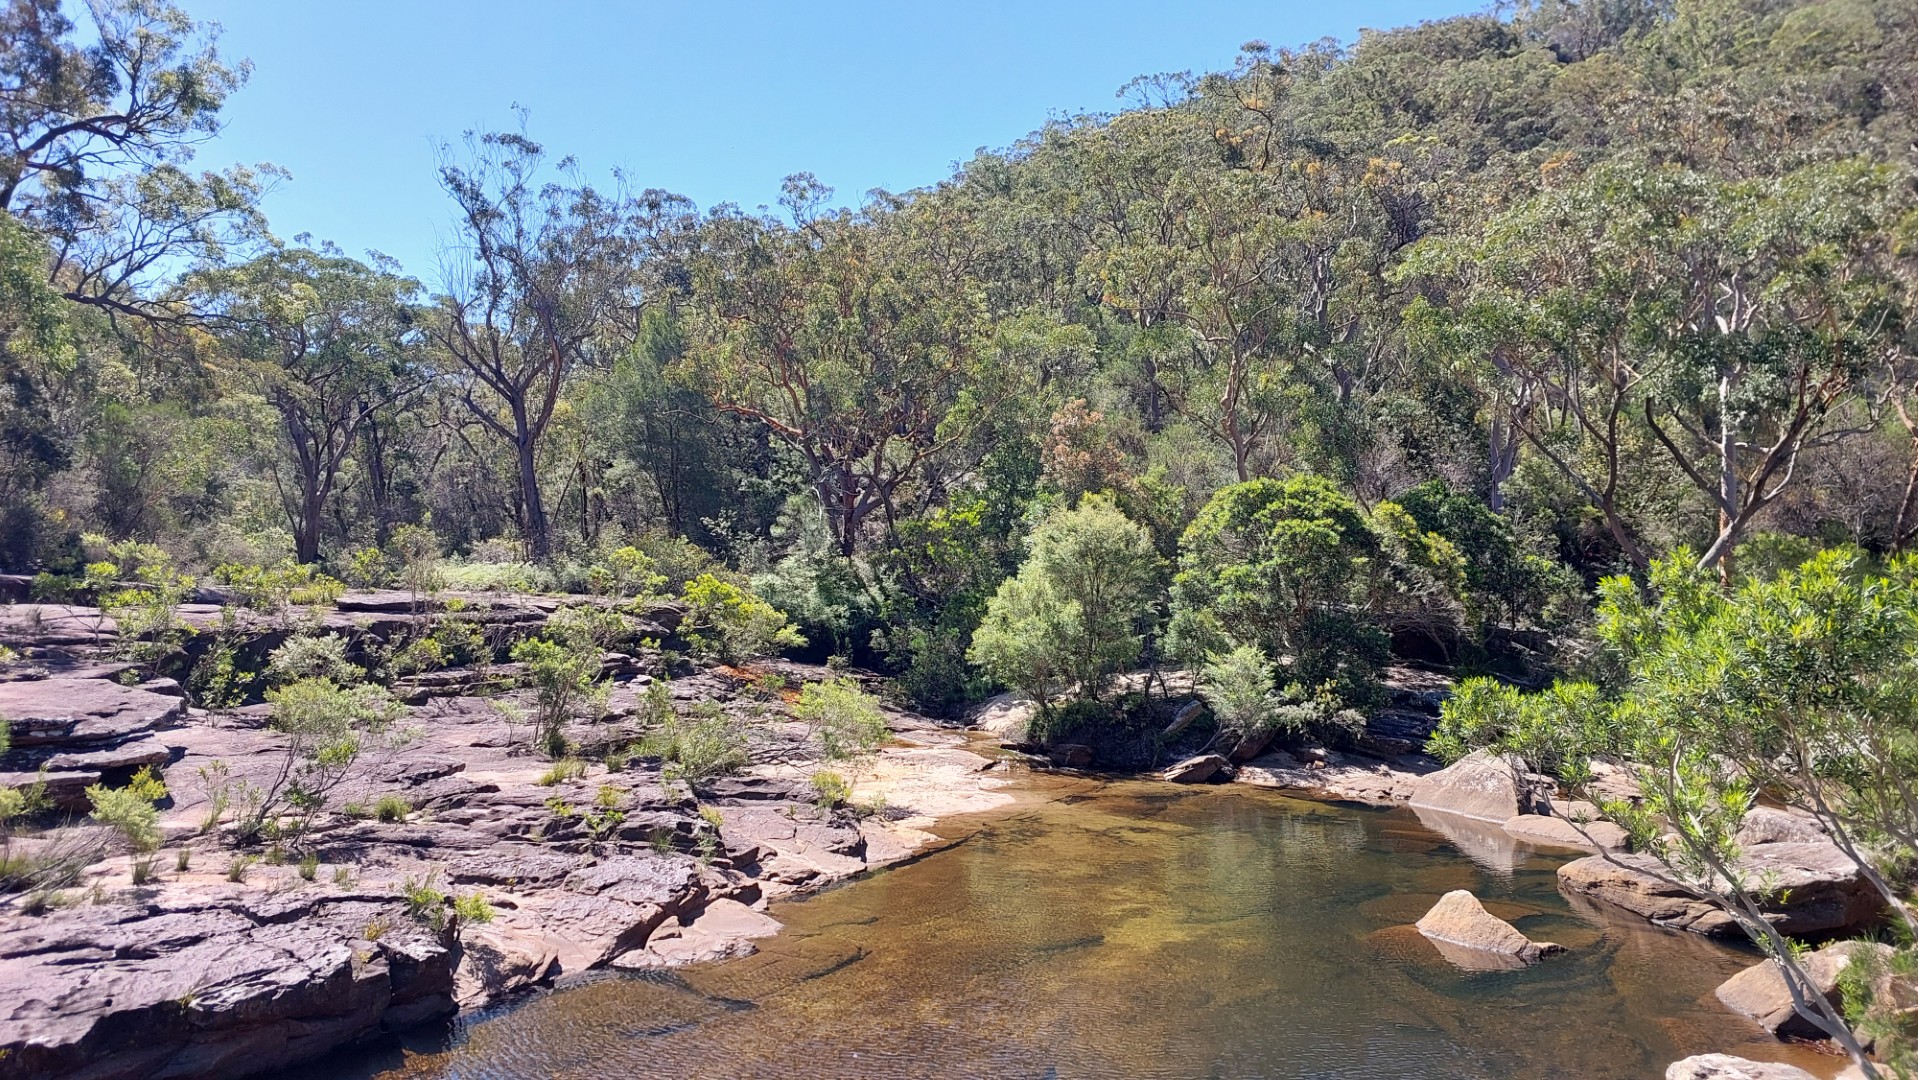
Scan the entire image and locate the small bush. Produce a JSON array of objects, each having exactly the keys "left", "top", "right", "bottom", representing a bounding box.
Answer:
[
  {"left": 374, "top": 794, "right": 411, "bottom": 823},
  {"left": 267, "top": 633, "right": 362, "bottom": 687},
  {"left": 298, "top": 853, "right": 319, "bottom": 880},
  {"left": 793, "top": 678, "right": 889, "bottom": 764},
  {"left": 810, "top": 770, "right": 851, "bottom": 810},
  {"left": 679, "top": 574, "right": 804, "bottom": 662},
  {"left": 86, "top": 765, "right": 166, "bottom": 883},
  {"left": 636, "top": 711, "right": 747, "bottom": 787},
  {"left": 227, "top": 854, "right": 258, "bottom": 882},
  {"left": 452, "top": 891, "right": 494, "bottom": 926},
  {"left": 536, "top": 759, "right": 587, "bottom": 786},
  {"left": 402, "top": 871, "right": 448, "bottom": 928}
]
